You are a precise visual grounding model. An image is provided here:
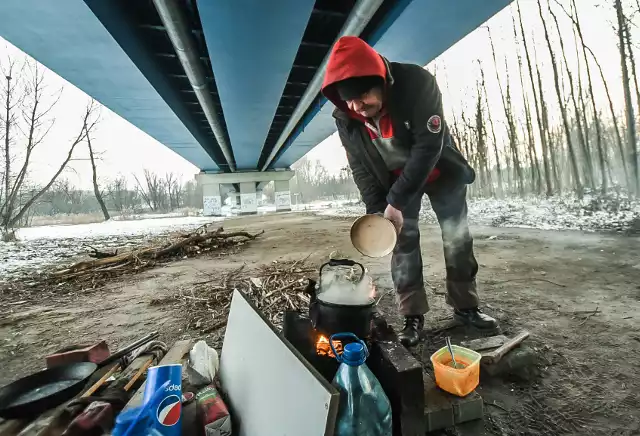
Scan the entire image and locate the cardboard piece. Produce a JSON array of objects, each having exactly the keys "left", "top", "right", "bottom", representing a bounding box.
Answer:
[{"left": 220, "top": 290, "right": 339, "bottom": 436}]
